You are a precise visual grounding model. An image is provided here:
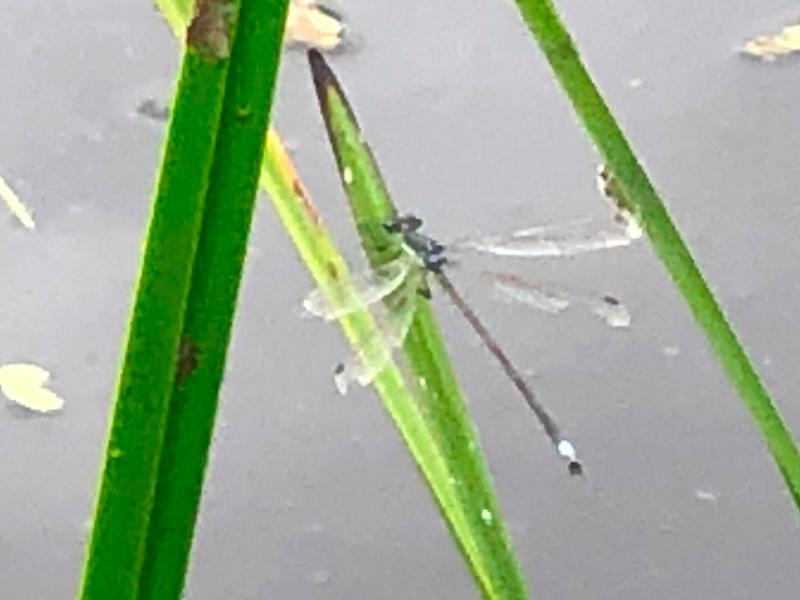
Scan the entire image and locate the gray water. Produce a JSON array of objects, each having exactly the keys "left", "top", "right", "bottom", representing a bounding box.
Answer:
[{"left": 1, "top": 0, "right": 799, "bottom": 598}]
